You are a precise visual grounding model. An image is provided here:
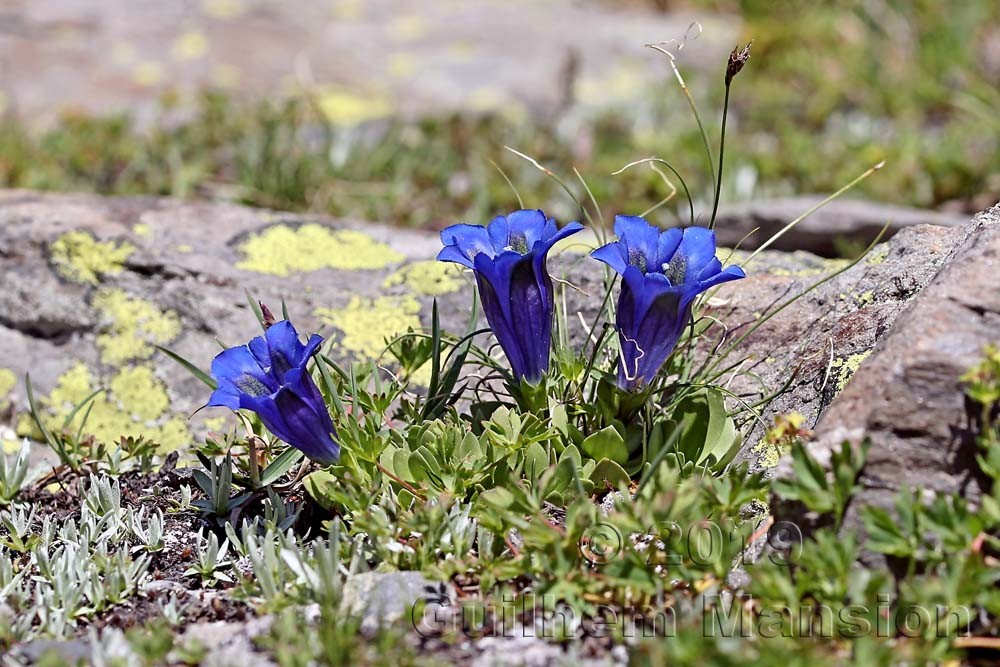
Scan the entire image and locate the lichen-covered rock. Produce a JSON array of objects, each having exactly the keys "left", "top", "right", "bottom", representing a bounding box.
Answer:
[
  {"left": 0, "top": 189, "right": 976, "bottom": 472},
  {"left": 773, "top": 203, "right": 1000, "bottom": 531}
]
